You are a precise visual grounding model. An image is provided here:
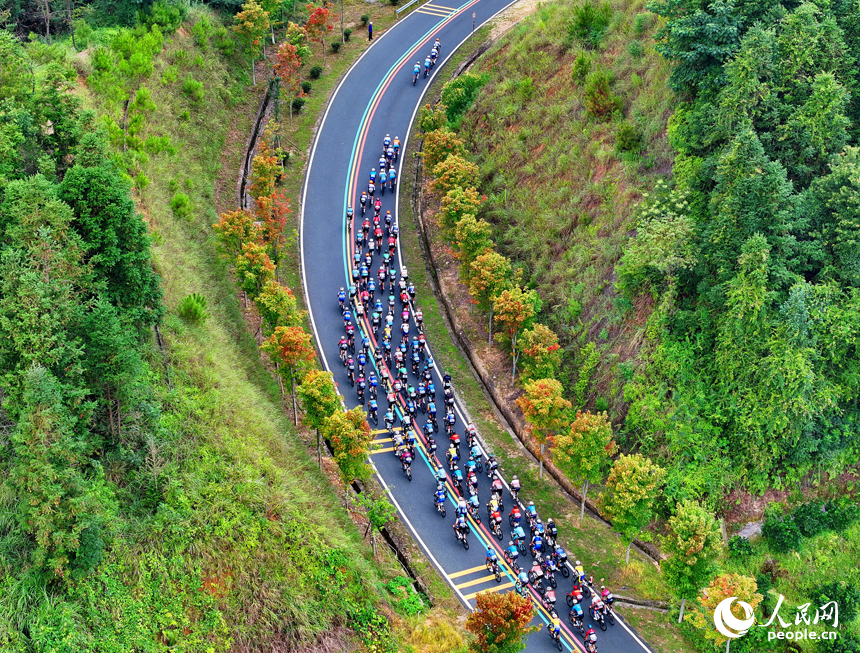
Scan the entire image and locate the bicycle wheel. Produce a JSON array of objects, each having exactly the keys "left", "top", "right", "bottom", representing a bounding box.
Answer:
[
  {"left": 555, "top": 635, "right": 563, "bottom": 651},
  {"left": 599, "top": 618, "right": 607, "bottom": 632},
  {"left": 406, "top": 467, "right": 412, "bottom": 481},
  {"left": 494, "top": 568, "right": 501, "bottom": 583},
  {"left": 495, "top": 525, "right": 504, "bottom": 541},
  {"left": 550, "top": 576, "right": 557, "bottom": 589},
  {"left": 607, "top": 611, "right": 615, "bottom": 626},
  {"left": 440, "top": 505, "right": 446, "bottom": 518},
  {"left": 561, "top": 566, "right": 570, "bottom": 578},
  {"left": 463, "top": 538, "right": 469, "bottom": 550},
  {"left": 566, "top": 594, "right": 573, "bottom": 607}
]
